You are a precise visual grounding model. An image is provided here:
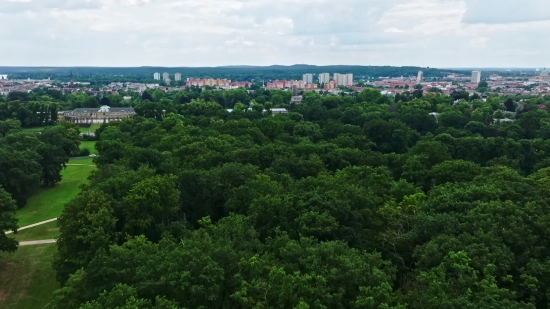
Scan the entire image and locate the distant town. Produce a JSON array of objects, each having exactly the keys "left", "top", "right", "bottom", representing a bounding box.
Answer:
[{"left": 1, "top": 68, "right": 549, "bottom": 98}]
